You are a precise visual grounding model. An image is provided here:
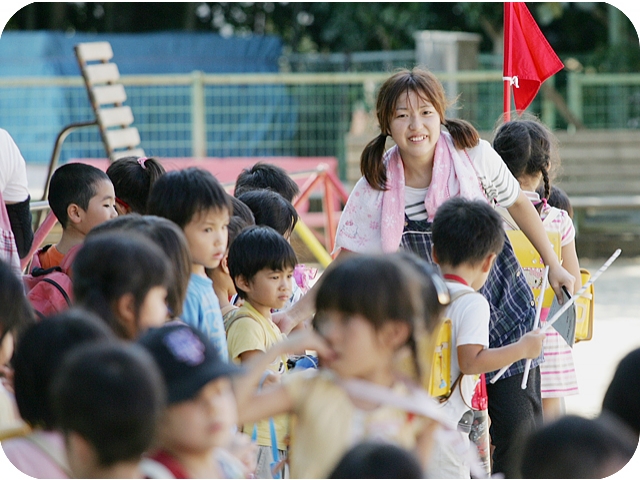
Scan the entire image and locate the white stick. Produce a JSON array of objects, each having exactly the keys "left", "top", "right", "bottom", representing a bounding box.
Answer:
[
  {"left": 521, "top": 266, "right": 549, "bottom": 389},
  {"left": 491, "top": 249, "right": 621, "bottom": 384}
]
